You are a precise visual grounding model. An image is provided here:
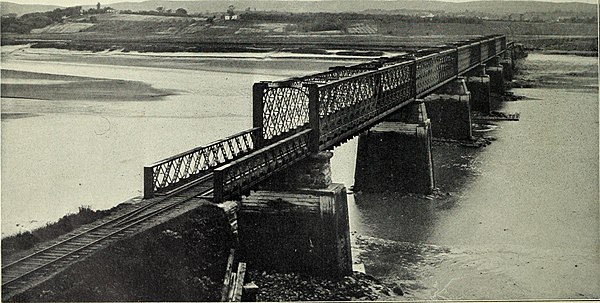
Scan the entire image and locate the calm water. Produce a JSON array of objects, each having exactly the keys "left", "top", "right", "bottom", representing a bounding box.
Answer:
[
  {"left": 0, "top": 47, "right": 354, "bottom": 236},
  {"left": 1, "top": 49, "right": 598, "bottom": 300},
  {"left": 330, "top": 53, "right": 600, "bottom": 300}
]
